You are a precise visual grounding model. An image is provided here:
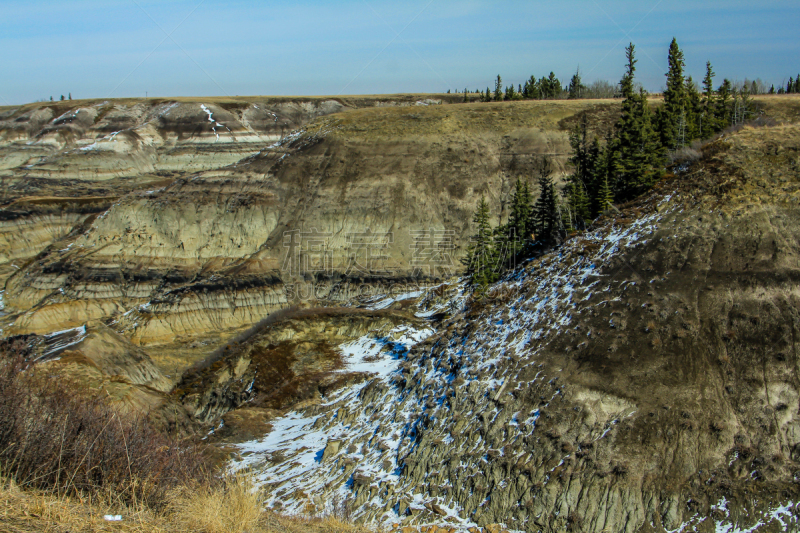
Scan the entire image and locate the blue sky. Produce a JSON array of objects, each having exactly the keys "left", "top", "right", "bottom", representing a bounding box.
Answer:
[{"left": 1, "top": 0, "right": 798, "bottom": 104}]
